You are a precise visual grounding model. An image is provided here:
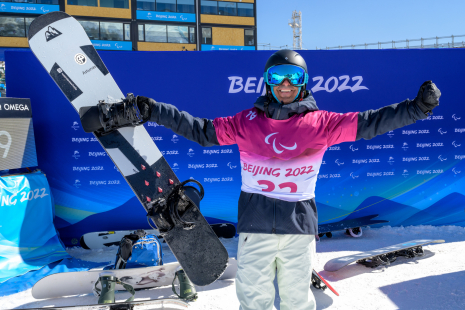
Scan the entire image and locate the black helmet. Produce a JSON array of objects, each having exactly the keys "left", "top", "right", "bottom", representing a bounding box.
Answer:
[
  {"left": 263, "top": 49, "right": 308, "bottom": 103},
  {"left": 264, "top": 49, "right": 308, "bottom": 73}
]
